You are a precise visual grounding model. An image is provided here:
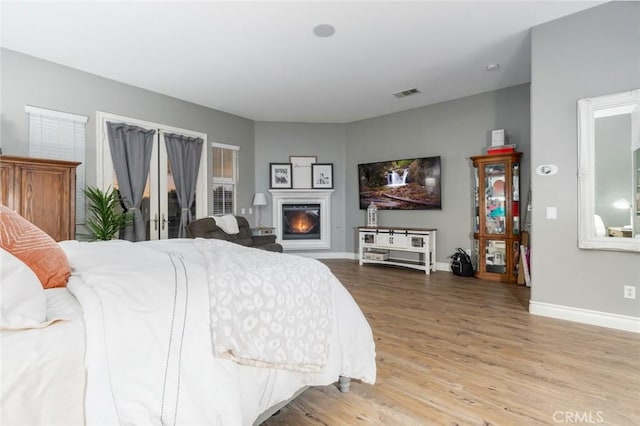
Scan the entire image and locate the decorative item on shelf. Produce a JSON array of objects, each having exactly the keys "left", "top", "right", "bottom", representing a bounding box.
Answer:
[
  {"left": 289, "top": 155, "right": 317, "bottom": 189},
  {"left": 491, "top": 129, "right": 506, "bottom": 146},
  {"left": 366, "top": 202, "right": 378, "bottom": 227},
  {"left": 486, "top": 144, "right": 516, "bottom": 155},
  {"left": 311, "top": 163, "right": 334, "bottom": 189},
  {"left": 269, "top": 163, "right": 293, "bottom": 189},
  {"left": 252, "top": 192, "right": 268, "bottom": 227}
]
